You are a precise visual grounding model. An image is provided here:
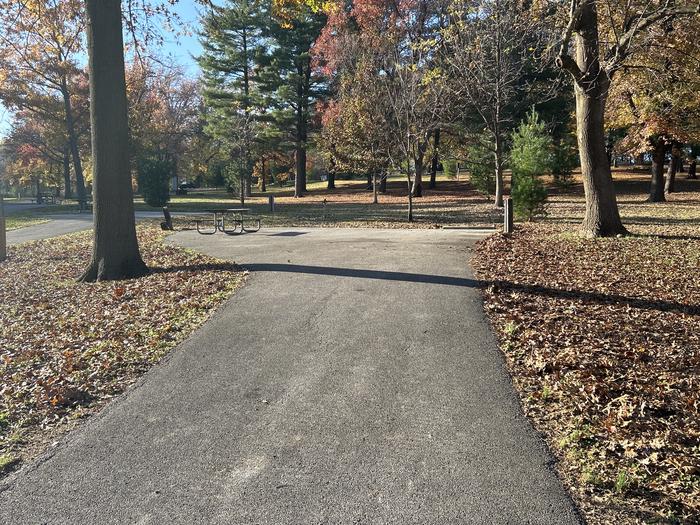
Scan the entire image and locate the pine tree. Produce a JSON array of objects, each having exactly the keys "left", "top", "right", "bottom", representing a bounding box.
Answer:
[
  {"left": 510, "top": 109, "right": 552, "bottom": 221},
  {"left": 198, "top": 0, "right": 265, "bottom": 201},
  {"left": 256, "top": 3, "right": 327, "bottom": 198}
]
